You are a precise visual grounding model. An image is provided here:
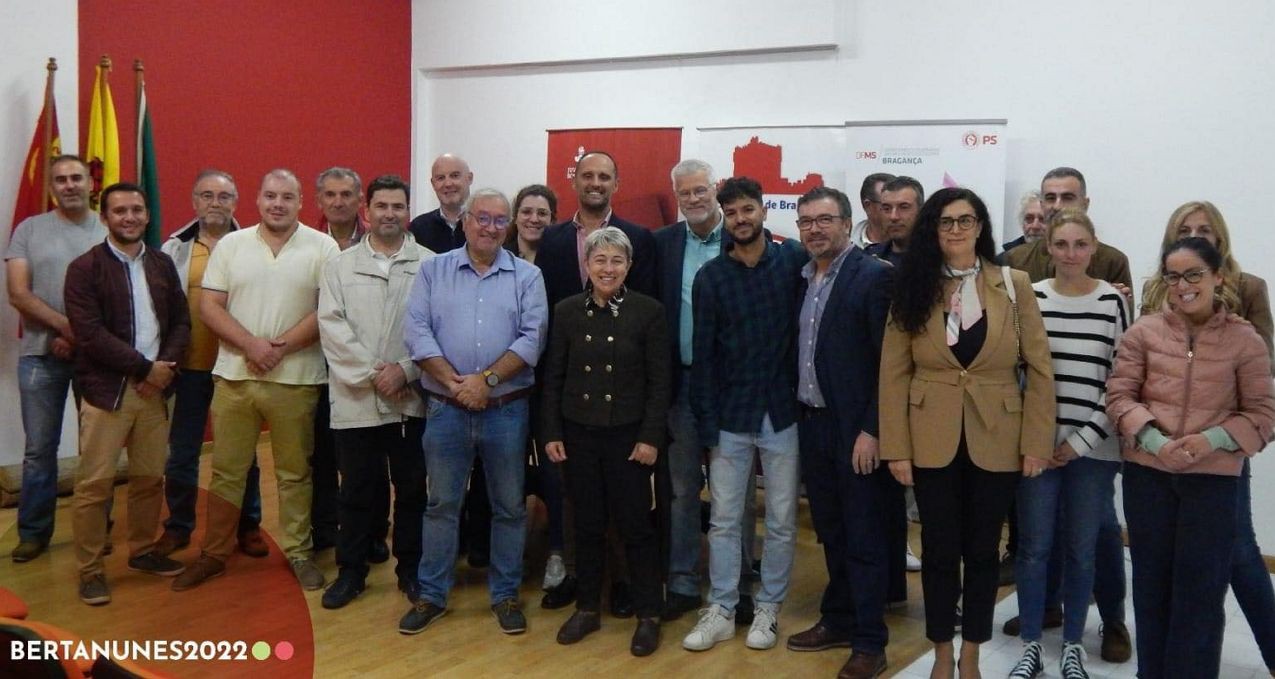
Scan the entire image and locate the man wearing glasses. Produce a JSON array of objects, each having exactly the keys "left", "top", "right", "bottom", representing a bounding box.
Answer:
[
  {"left": 155, "top": 170, "right": 267, "bottom": 560},
  {"left": 864, "top": 176, "right": 925, "bottom": 268},
  {"left": 401, "top": 188, "right": 548, "bottom": 636}
]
